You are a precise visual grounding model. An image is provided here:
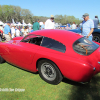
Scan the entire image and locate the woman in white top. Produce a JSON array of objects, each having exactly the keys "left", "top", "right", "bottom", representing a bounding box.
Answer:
[
  {"left": 15, "top": 27, "right": 20, "bottom": 37},
  {"left": 23, "top": 26, "right": 29, "bottom": 36},
  {"left": 11, "top": 25, "right": 15, "bottom": 38}
]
